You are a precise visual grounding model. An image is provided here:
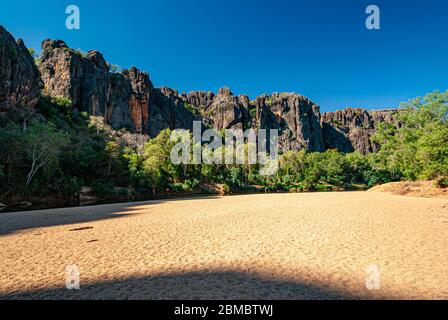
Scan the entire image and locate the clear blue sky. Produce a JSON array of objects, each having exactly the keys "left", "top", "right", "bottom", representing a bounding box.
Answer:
[{"left": 1, "top": 0, "right": 447, "bottom": 112}]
